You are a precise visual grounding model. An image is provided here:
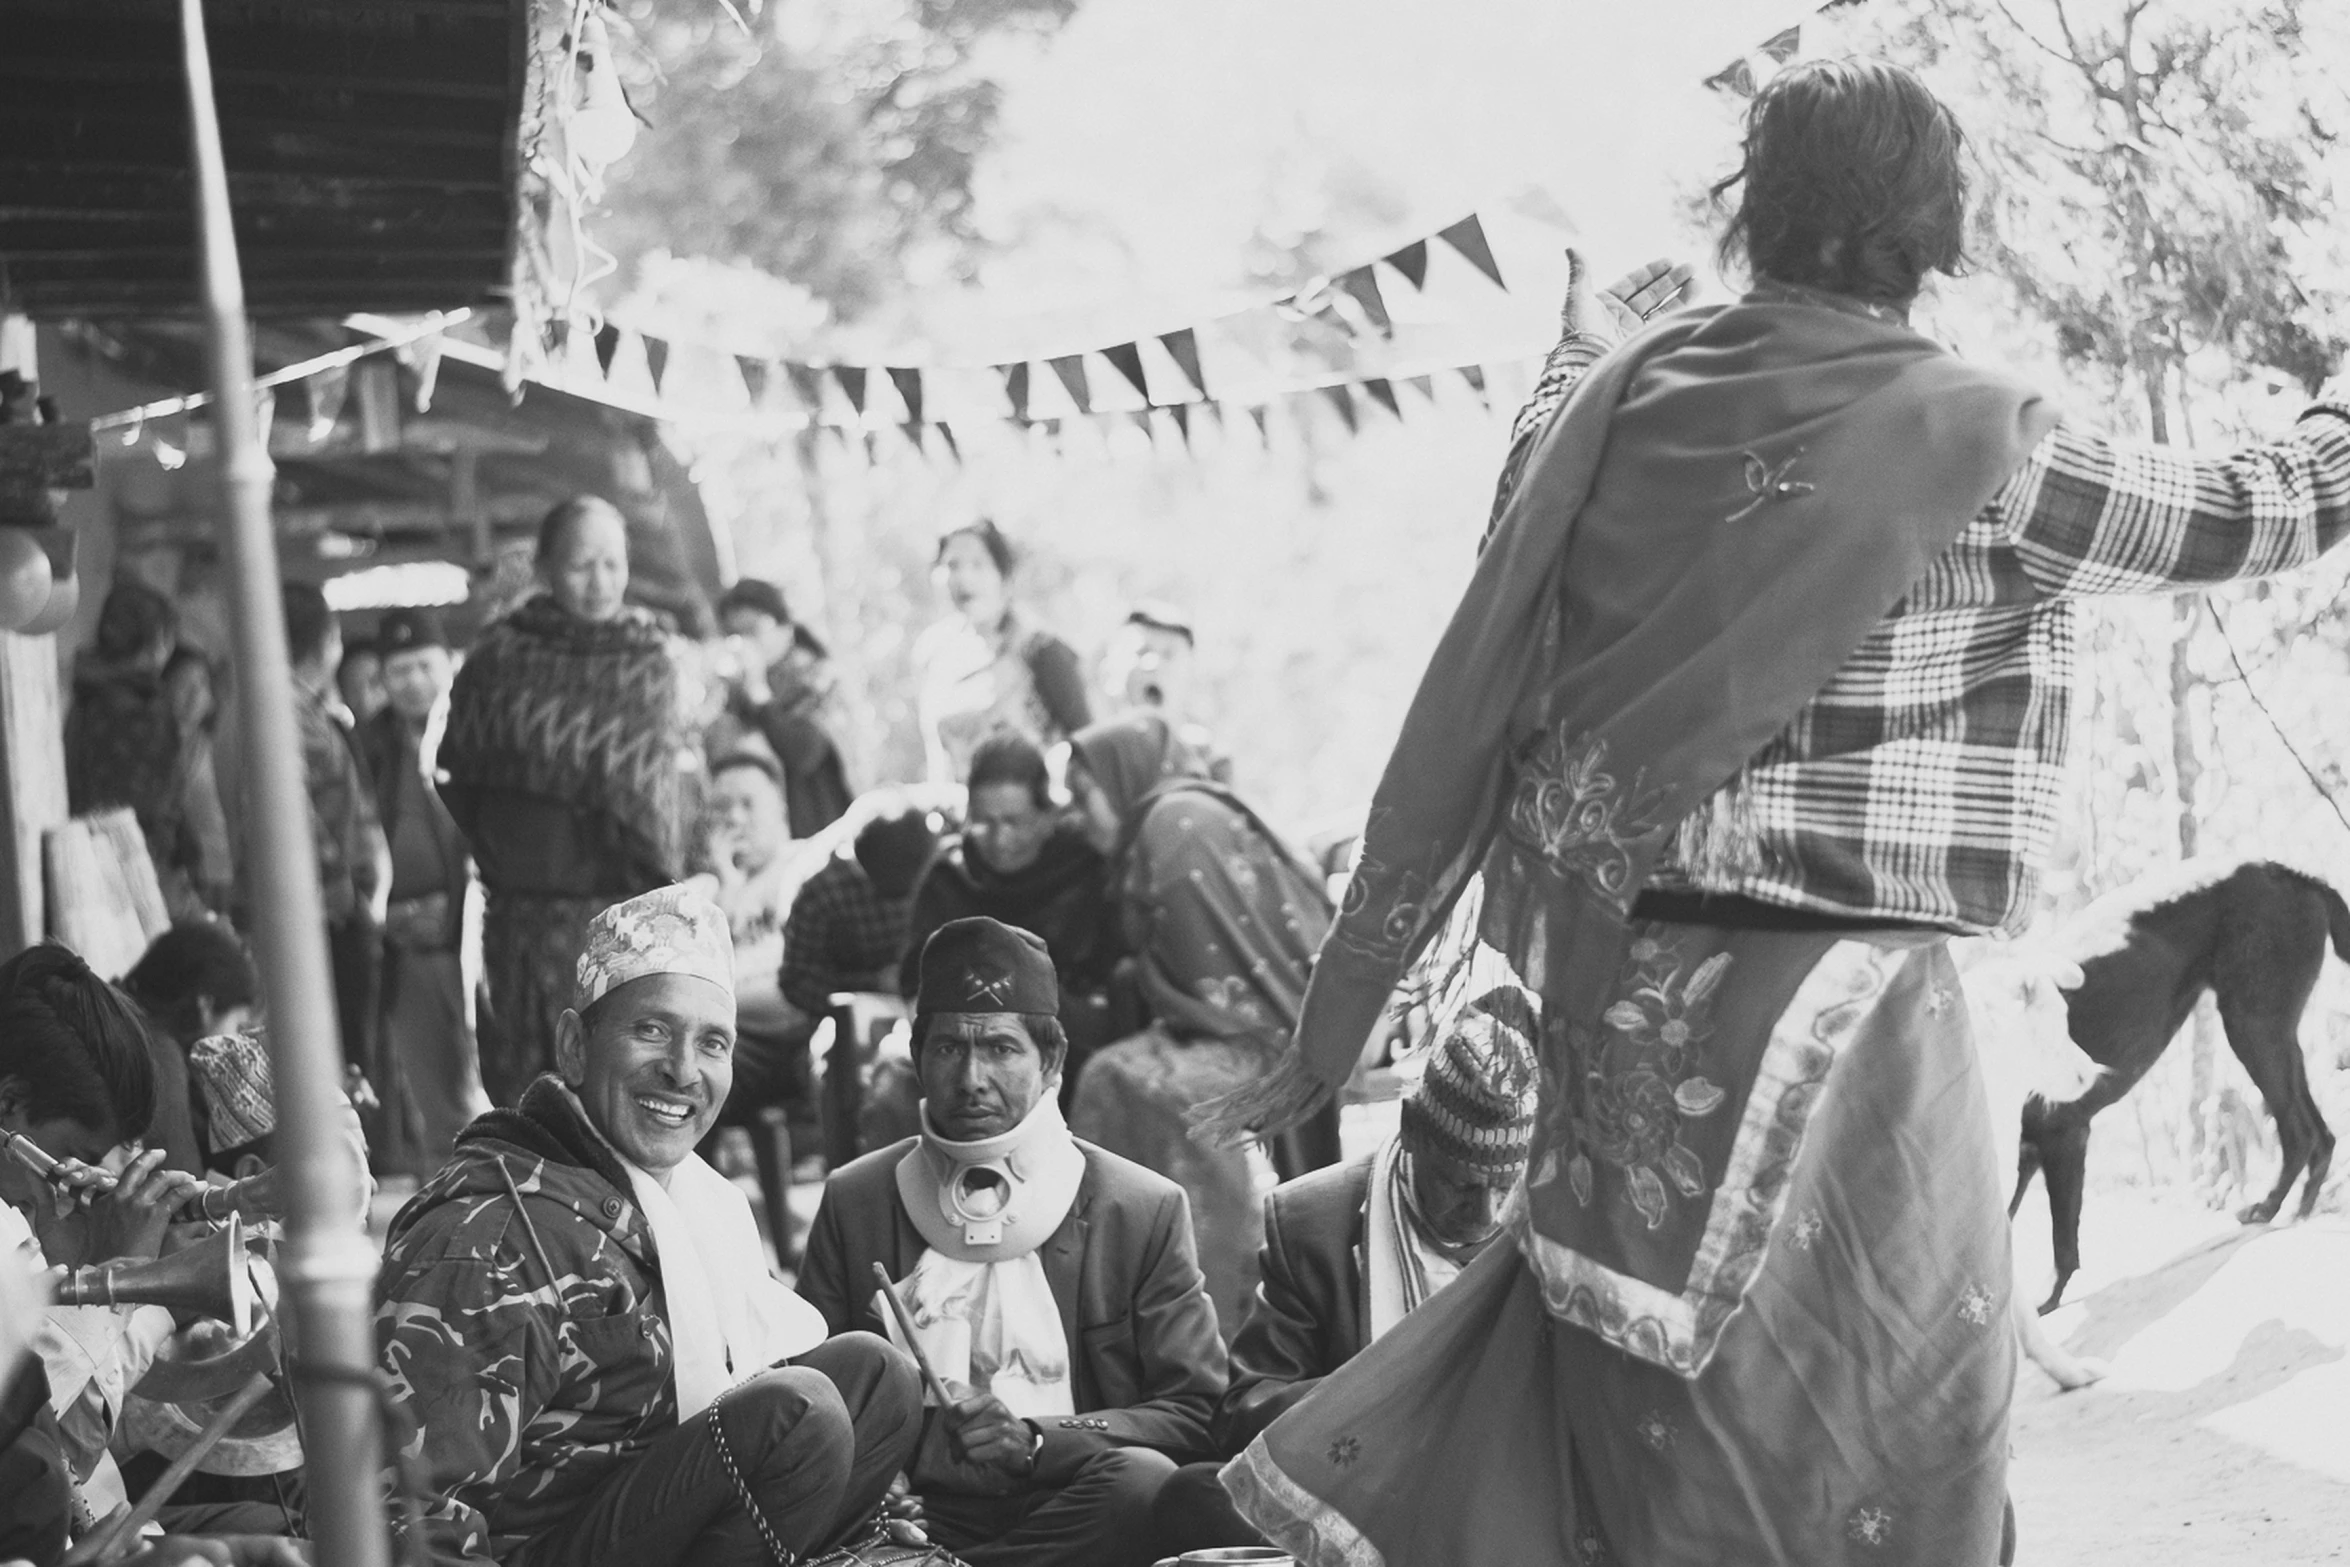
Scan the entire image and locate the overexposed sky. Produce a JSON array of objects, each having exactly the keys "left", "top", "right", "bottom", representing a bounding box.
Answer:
[{"left": 920, "top": 0, "right": 1804, "bottom": 359}]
